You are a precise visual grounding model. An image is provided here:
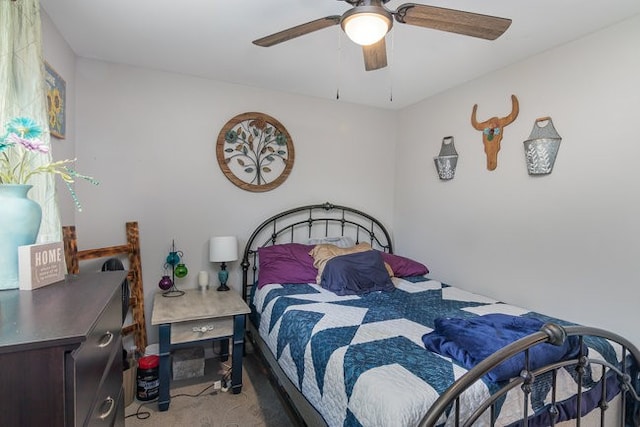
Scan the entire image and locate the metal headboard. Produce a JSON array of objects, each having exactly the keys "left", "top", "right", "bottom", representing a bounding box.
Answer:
[{"left": 241, "top": 202, "right": 393, "bottom": 303}]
